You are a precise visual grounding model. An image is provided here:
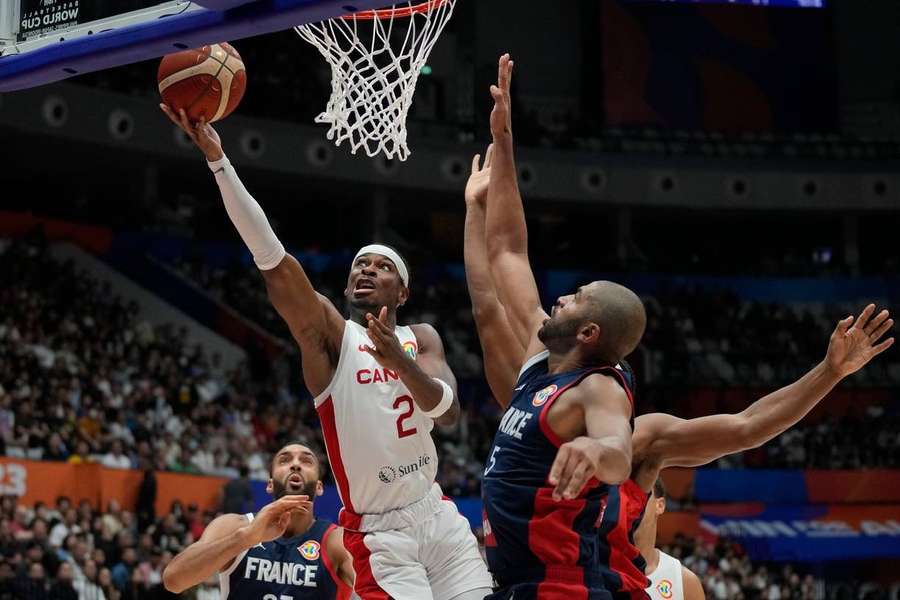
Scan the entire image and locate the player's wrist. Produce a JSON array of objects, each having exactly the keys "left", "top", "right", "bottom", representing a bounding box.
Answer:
[
  {"left": 205, "top": 147, "right": 225, "bottom": 162},
  {"left": 235, "top": 524, "right": 259, "bottom": 548}
]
